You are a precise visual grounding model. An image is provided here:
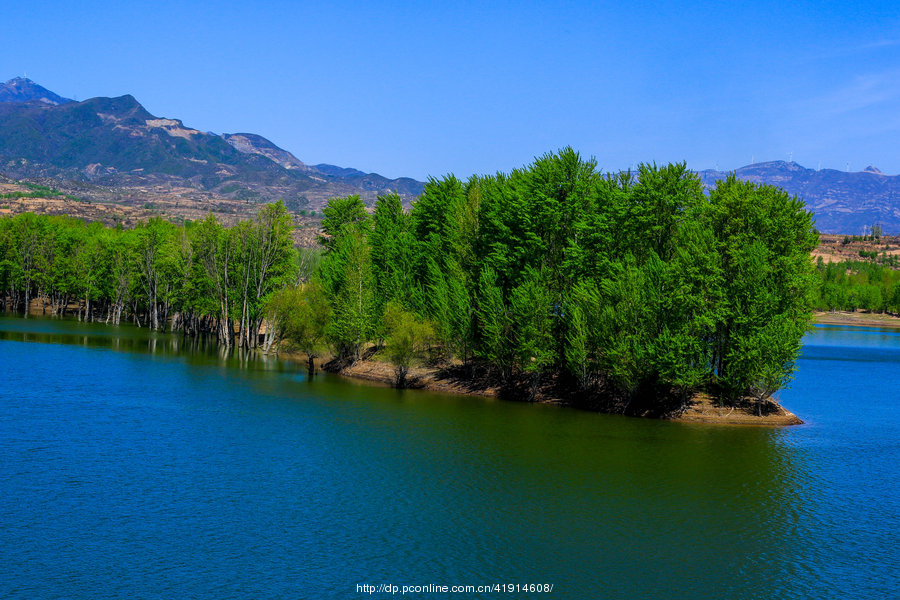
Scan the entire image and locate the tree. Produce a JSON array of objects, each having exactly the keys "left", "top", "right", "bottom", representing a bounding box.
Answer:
[
  {"left": 321, "top": 225, "right": 375, "bottom": 362},
  {"left": 383, "top": 302, "right": 435, "bottom": 387},
  {"left": 193, "top": 214, "right": 236, "bottom": 345},
  {"left": 476, "top": 267, "right": 513, "bottom": 381},
  {"left": 564, "top": 281, "right": 602, "bottom": 391},
  {"left": 370, "top": 193, "right": 412, "bottom": 312},
  {"left": 234, "top": 201, "right": 297, "bottom": 349},
  {"left": 267, "top": 278, "right": 331, "bottom": 374},
  {"left": 133, "top": 217, "right": 177, "bottom": 330},
  {"left": 319, "top": 195, "right": 369, "bottom": 251},
  {"left": 708, "top": 176, "right": 818, "bottom": 401},
  {"left": 510, "top": 268, "right": 555, "bottom": 400}
]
